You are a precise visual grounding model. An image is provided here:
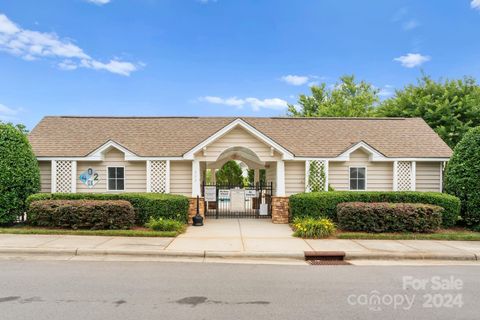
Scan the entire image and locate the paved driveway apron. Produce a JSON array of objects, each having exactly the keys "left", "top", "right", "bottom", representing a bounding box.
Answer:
[{"left": 165, "top": 219, "right": 312, "bottom": 253}]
